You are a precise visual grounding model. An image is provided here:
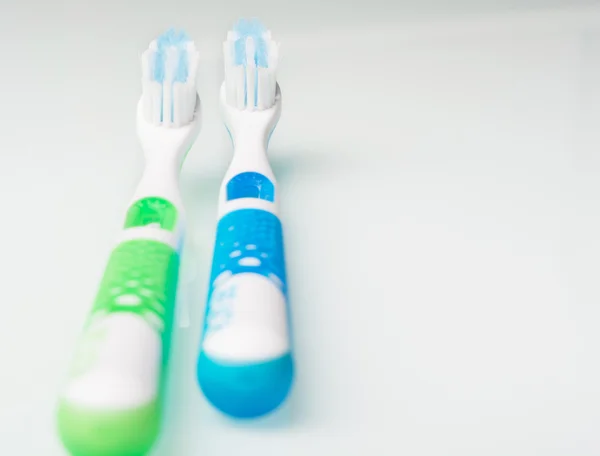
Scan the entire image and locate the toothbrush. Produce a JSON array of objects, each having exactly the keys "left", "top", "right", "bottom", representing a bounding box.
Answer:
[
  {"left": 197, "top": 19, "right": 294, "bottom": 419},
  {"left": 57, "top": 29, "right": 200, "bottom": 456}
]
